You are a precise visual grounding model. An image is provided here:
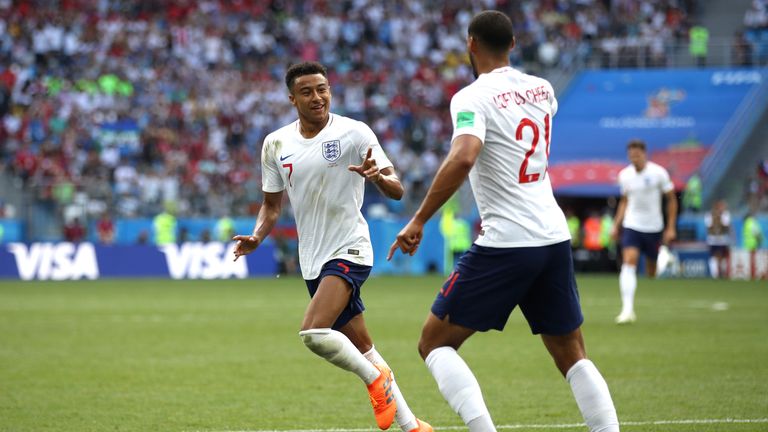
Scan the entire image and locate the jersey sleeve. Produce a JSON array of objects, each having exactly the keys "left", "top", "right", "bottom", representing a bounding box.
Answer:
[
  {"left": 659, "top": 166, "right": 674, "bottom": 193},
  {"left": 547, "top": 81, "right": 558, "bottom": 117},
  {"left": 450, "top": 89, "right": 487, "bottom": 143},
  {"left": 355, "top": 121, "right": 393, "bottom": 170},
  {"left": 618, "top": 169, "right": 628, "bottom": 196},
  {"left": 261, "top": 136, "right": 285, "bottom": 193},
  {"left": 722, "top": 211, "right": 731, "bottom": 226}
]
